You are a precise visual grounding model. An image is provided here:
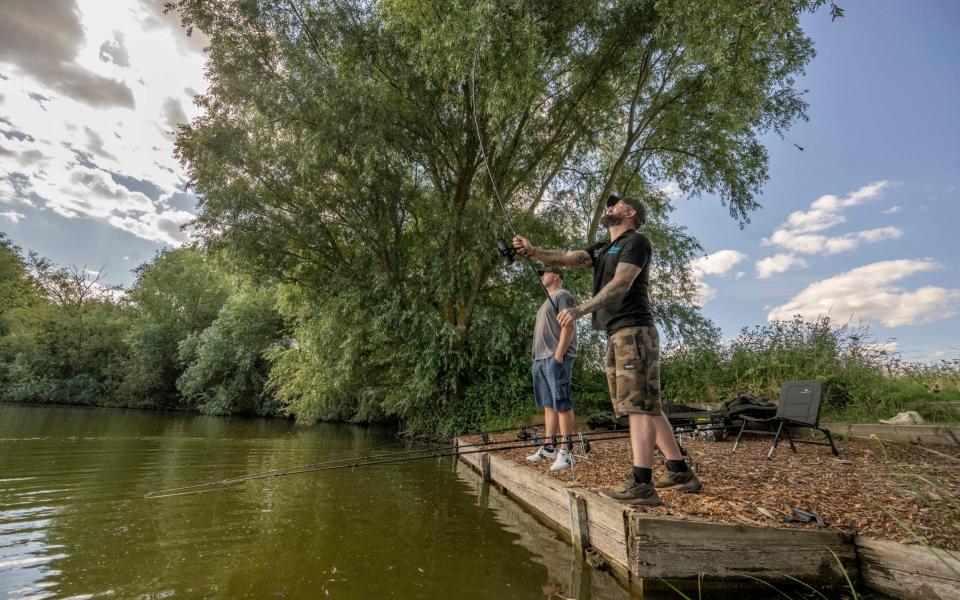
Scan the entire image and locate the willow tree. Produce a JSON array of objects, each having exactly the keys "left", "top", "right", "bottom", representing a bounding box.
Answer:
[{"left": 170, "top": 0, "right": 834, "bottom": 431}]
